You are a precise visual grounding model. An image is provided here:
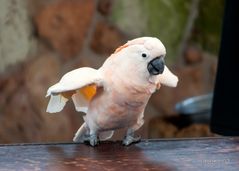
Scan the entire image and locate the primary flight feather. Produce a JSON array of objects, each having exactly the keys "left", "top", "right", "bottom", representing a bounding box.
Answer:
[{"left": 46, "top": 37, "right": 178, "bottom": 146}]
